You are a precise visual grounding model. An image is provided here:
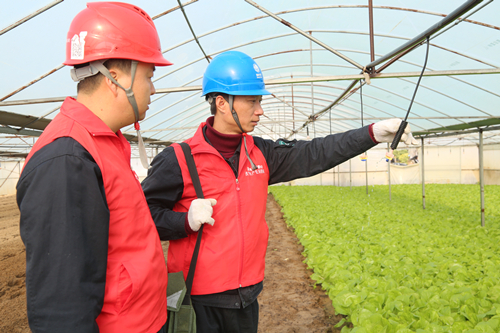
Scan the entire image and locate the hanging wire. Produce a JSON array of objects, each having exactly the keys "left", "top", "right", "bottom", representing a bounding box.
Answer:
[
  {"left": 405, "top": 36, "right": 430, "bottom": 123},
  {"left": 360, "top": 81, "right": 364, "bottom": 127},
  {"left": 329, "top": 108, "right": 332, "bottom": 135},
  {"left": 177, "top": 0, "right": 210, "bottom": 63},
  {"left": 391, "top": 36, "right": 431, "bottom": 150}
]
